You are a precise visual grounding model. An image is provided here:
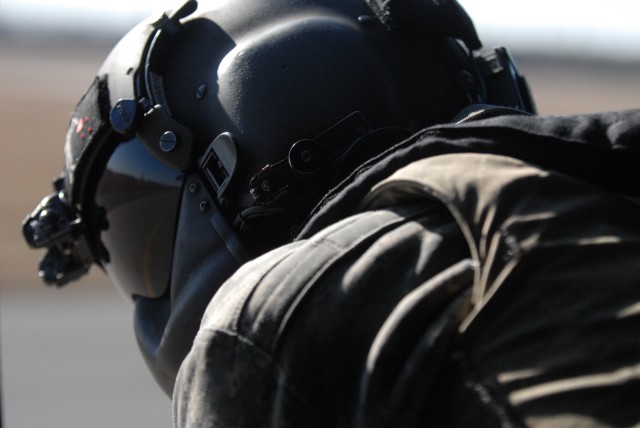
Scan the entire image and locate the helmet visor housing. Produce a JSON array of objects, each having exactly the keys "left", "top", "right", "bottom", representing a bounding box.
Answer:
[
  {"left": 92, "top": 137, "right": 183, "bottom": 299},
  {"left": 55, "top": 13, "right": 187, "bottom": 299}
]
